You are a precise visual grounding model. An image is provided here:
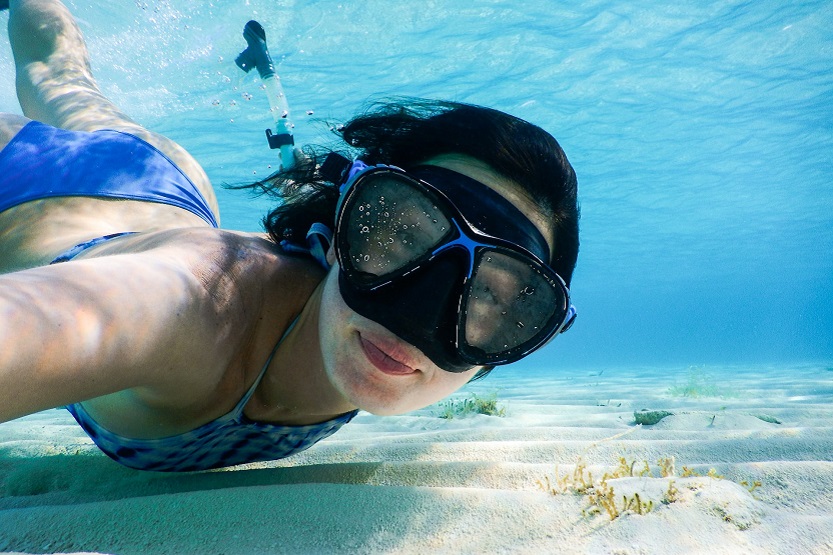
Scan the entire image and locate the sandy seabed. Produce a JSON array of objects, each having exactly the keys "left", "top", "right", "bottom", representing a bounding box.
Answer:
[{"left": 1, "top": 363, "right": 831, "bottom": 554}]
